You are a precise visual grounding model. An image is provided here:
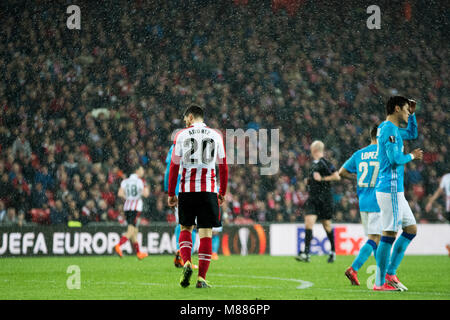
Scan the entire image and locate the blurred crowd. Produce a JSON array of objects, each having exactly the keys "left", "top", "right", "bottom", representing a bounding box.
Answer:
[{"left": 0, "top": 0, "right": 448, "bottom": 227}]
